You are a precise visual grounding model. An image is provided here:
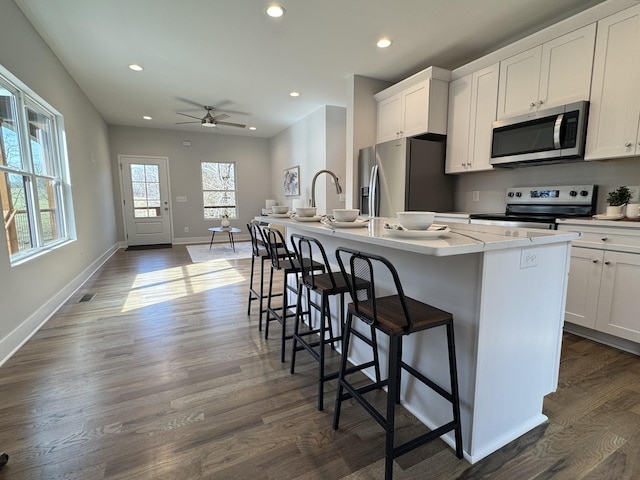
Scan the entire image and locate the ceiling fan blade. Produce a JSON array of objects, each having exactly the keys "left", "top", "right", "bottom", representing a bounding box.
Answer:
[
  {"left": 212, "top": 113, "right": 230, "bottom": 122},
  {"left": 176, "top": 97, "right": 205, "bottom": 109},
  {"left": 216, "top": 121, "right": 246, "bottom": 128},
  {"left": 176, "top": 112, "right": 202, "bottom": 120},
  {"left": 174, "top": 121, "right": 199, "bottom": 124}
]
